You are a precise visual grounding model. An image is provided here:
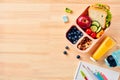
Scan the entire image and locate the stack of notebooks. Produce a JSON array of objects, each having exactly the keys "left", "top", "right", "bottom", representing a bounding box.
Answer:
[{"left": 74, "top": 62, "right": 120, "bottom": 80}]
